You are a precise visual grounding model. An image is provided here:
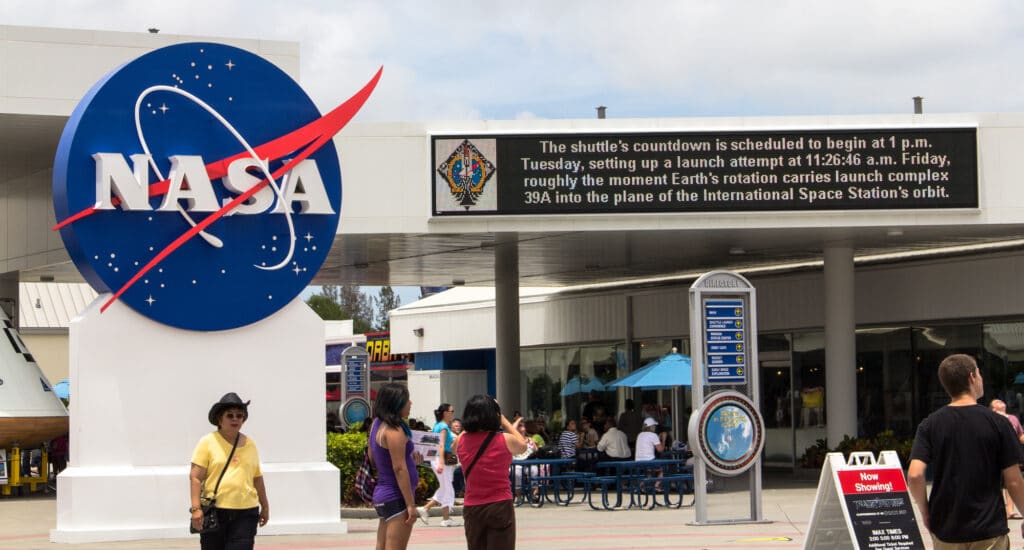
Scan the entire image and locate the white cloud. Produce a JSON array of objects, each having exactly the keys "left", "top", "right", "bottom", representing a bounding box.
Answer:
[{"left": 4, "top": 0, "right": 1024, "bottom": 118}]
